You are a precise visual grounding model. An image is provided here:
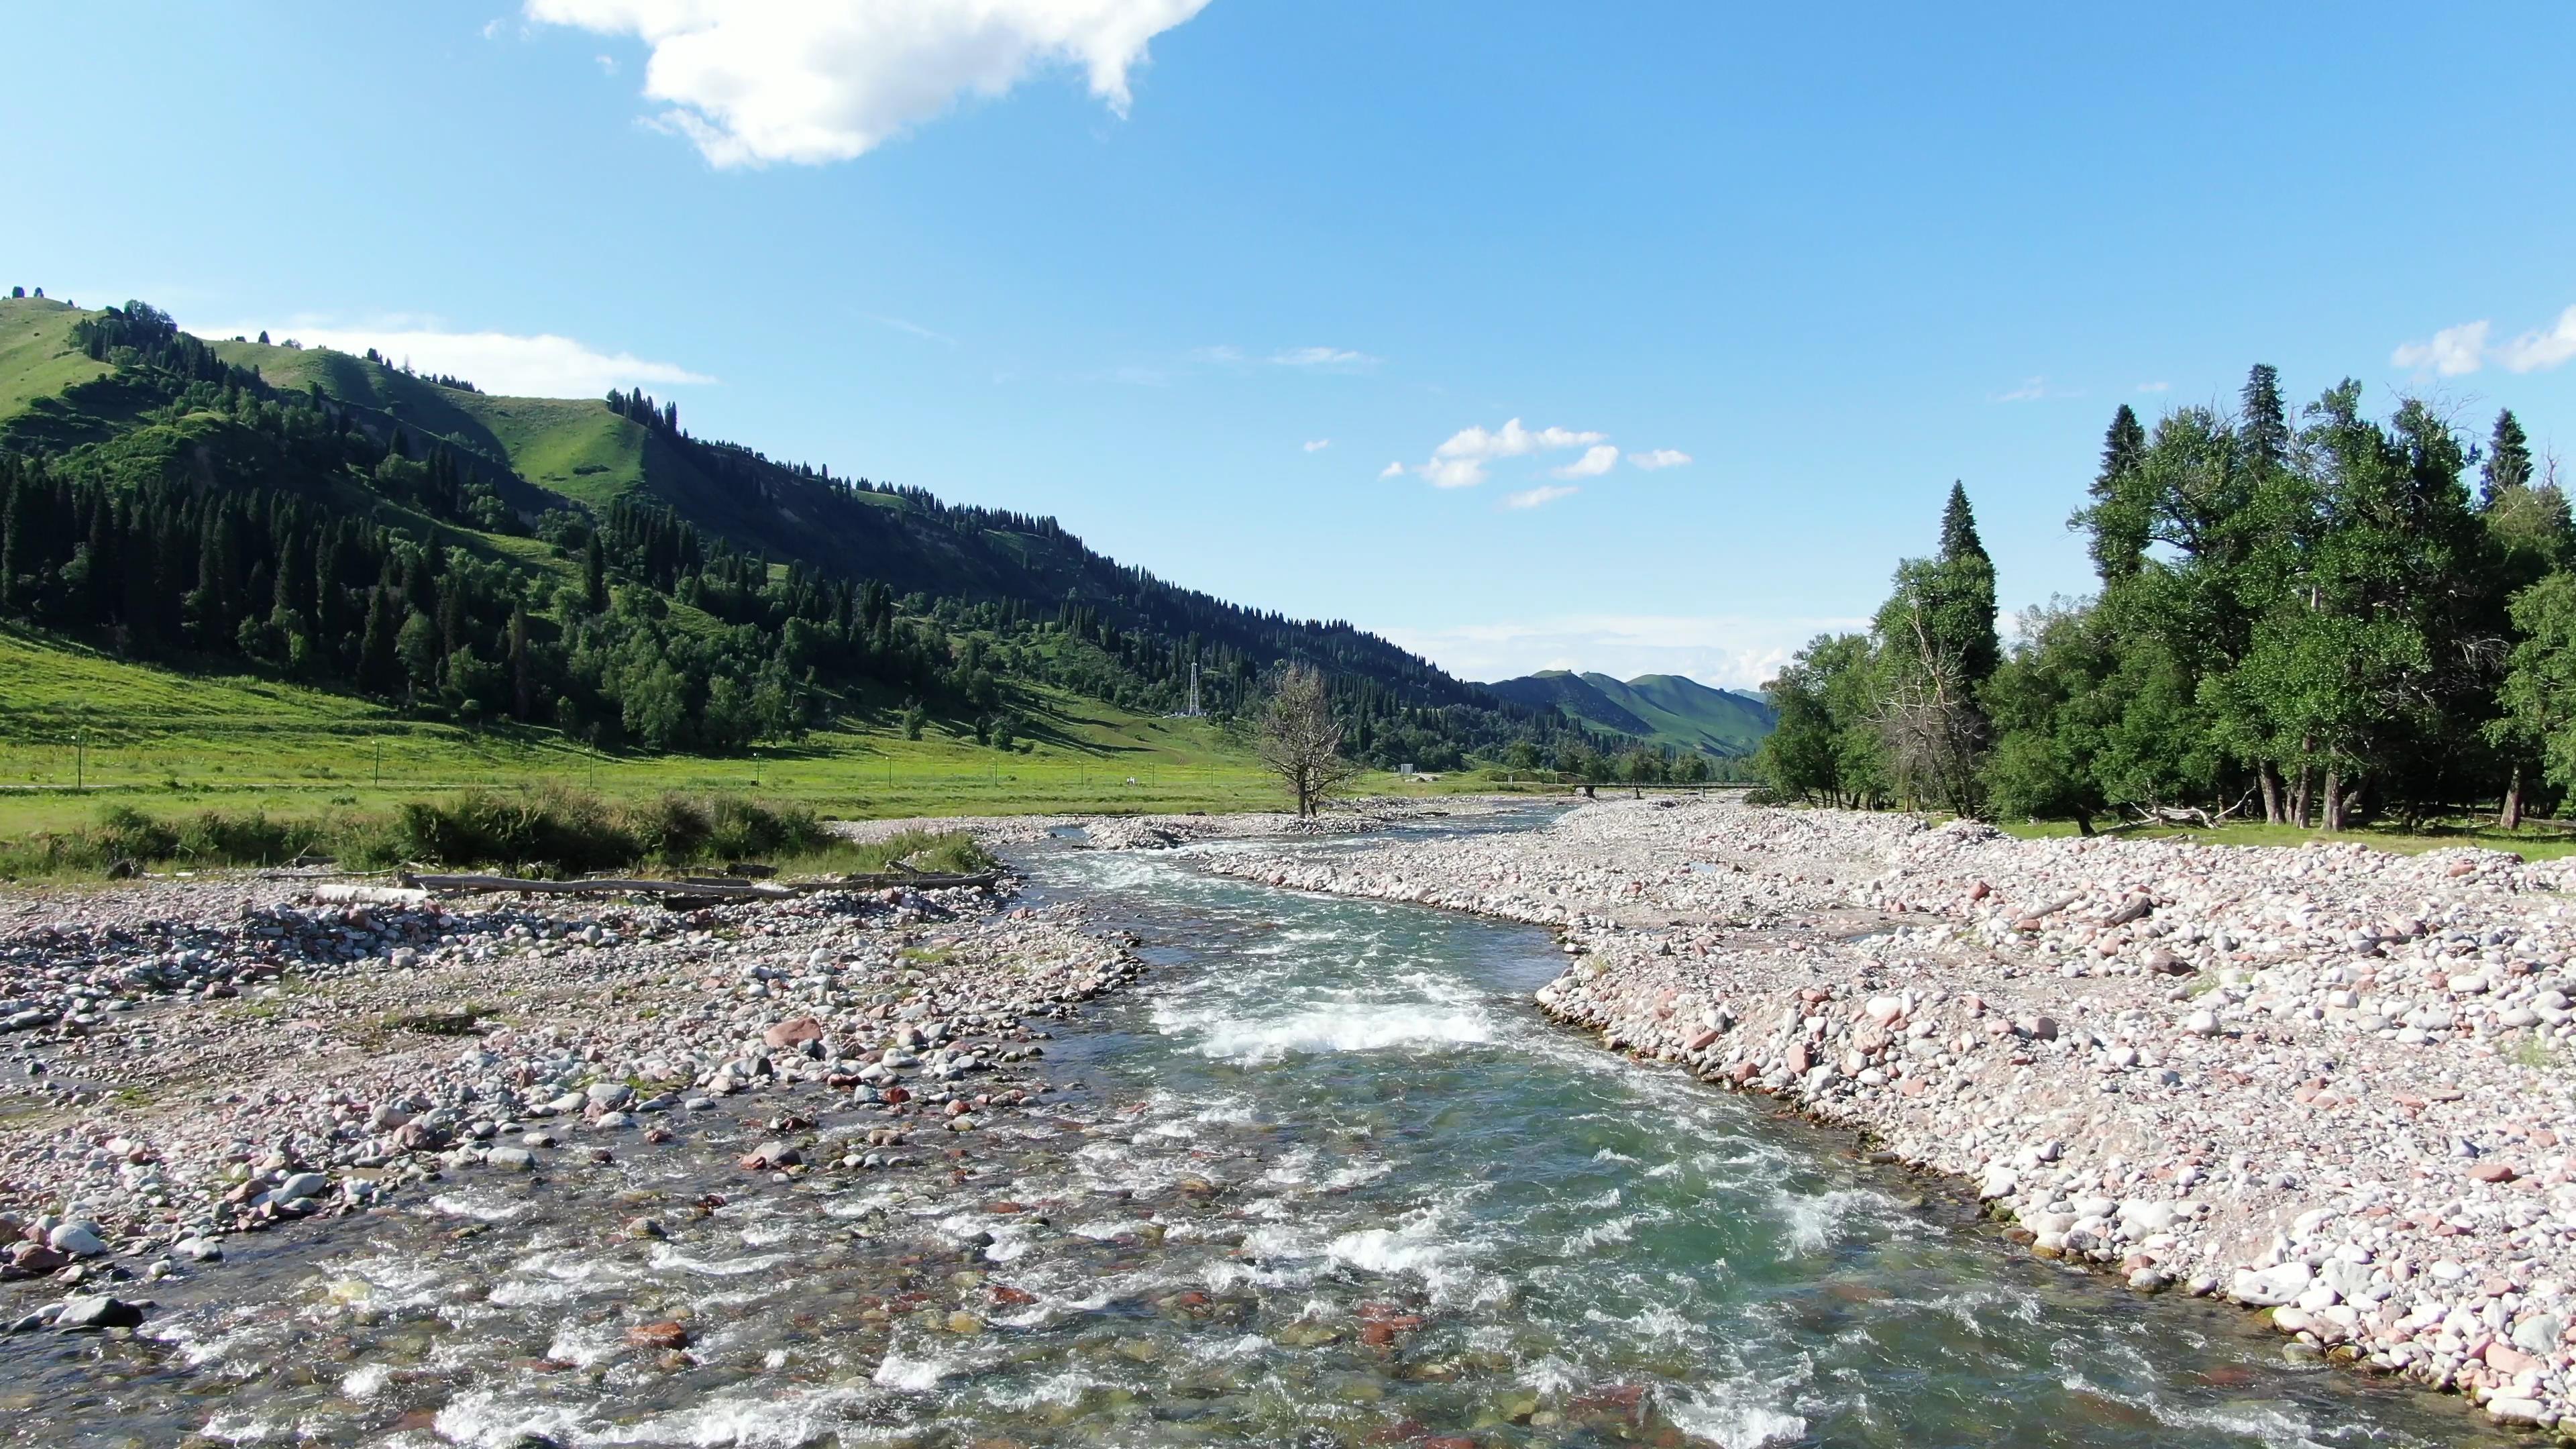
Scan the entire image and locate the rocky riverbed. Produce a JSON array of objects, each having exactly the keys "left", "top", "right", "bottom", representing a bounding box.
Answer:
[
  {"left": 0, "top": 866, "right": 1142, "bottom": 1338},
  {"left": 1200, "top": 796, "right": 2576, "bottom": 1434}
]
